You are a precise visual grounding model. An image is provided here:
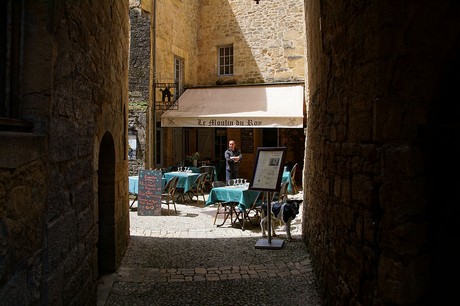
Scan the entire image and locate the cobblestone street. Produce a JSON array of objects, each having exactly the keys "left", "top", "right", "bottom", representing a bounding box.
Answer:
[{"left": 98, "top": 193, "right": 322, "bottom": 306}]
